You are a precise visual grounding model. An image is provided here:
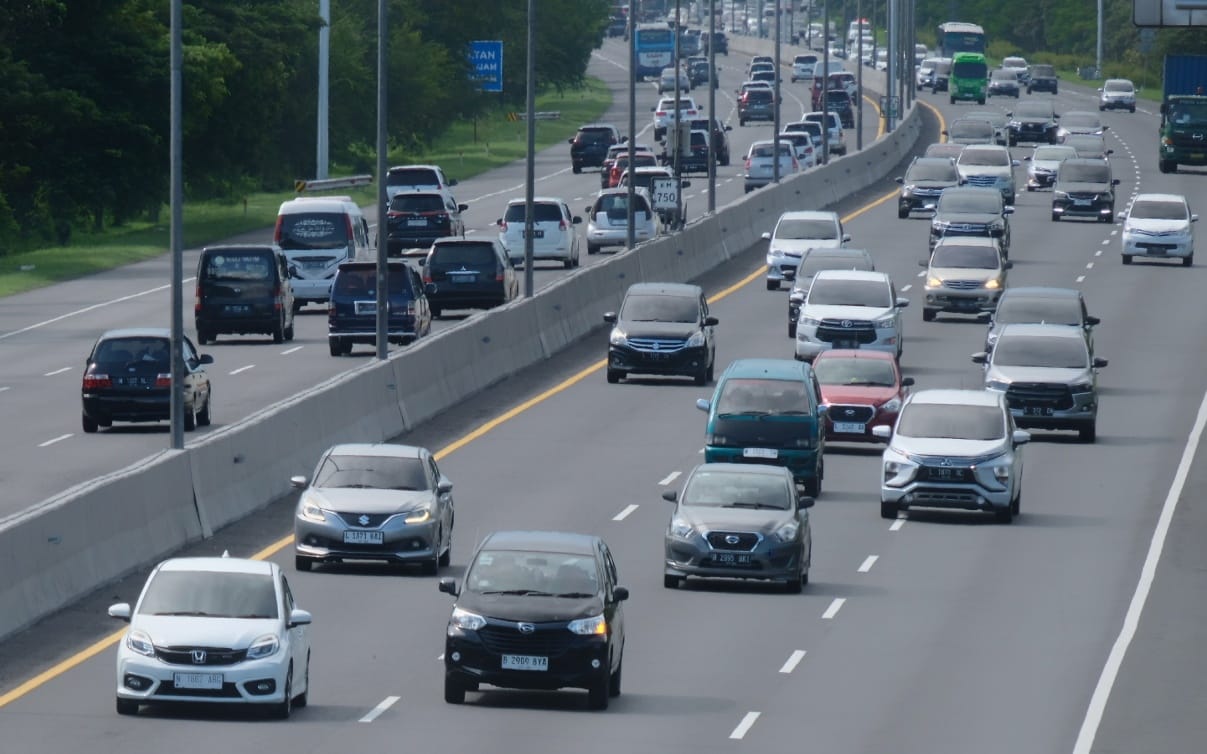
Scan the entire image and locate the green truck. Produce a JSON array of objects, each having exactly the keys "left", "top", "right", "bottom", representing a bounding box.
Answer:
[
  {"left": 949, "top": 52, "right": 988, "bottom": 105},
  {"left": 1158, "top": 54, "right": 1207, "bottom": 174}
]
